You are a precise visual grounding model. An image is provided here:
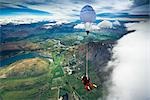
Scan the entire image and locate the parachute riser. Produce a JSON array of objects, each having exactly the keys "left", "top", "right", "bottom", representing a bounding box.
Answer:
[{"left": 85, "top": 43, "right": 89, "bottom": 79}]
